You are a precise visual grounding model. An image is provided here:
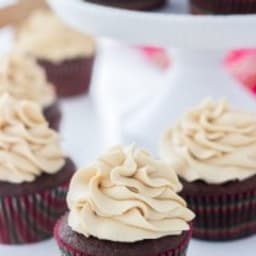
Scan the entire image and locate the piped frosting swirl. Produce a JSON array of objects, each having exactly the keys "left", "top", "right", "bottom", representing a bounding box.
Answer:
[
  {"left": 0, "top": 52, "right": 56, "bottom": 108},
  {"left": 161, "top": 99, "right": 256, "bottom": 184},
  {"left": 68, "top": 145, "right": 194, "bottom": 242},
  {"left": 0, "top": 94, "right": 65, "bottom": 183}
]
